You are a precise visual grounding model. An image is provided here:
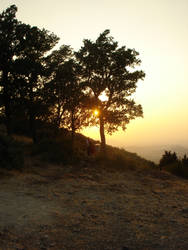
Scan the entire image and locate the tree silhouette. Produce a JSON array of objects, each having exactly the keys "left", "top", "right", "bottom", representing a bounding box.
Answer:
[
  {"left": 0, "top": 5, "right": 59, "bottom": 142},
  {"left": 46, "top": 47, "right": 91, "bottom": 149},
  {"left": 17, "top": 27, "right": 58, "bottom": 143},
  {"left": 59, "top": 59, "right": 91, "bottom": 150},
  {"left": 0, "top": 5, "right": 19, "bottom": 135},
  {"left": 44, "top": 45, "right": 73, "bottom": 128},
  {"left": 182, "top": 154, "right": 188, "bottom": 167},
  {"left": 76, "top": 30, "right": 145, "bottom": 151},
  {"left": 159, "top": 151, "right": 179, "bottom": 170}
]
